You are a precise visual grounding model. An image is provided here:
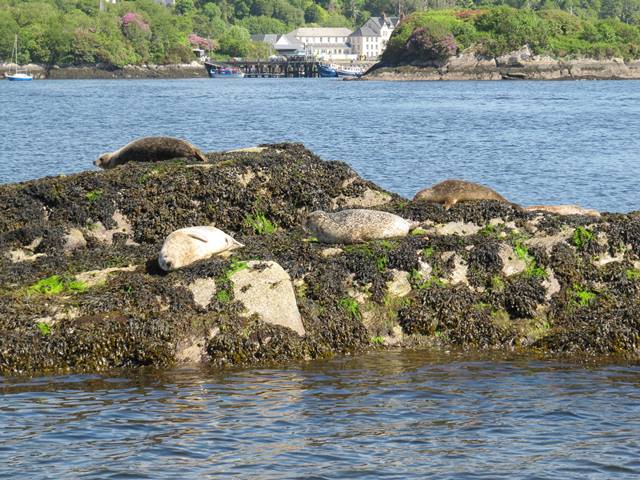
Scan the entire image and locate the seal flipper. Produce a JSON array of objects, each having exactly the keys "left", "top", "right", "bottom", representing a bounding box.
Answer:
[
  {"left": 193, "top": 149, "right": 208, "bottom": 163},
  {"left": 187, "top": 232, "right": 209, "bottom": 243}
]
